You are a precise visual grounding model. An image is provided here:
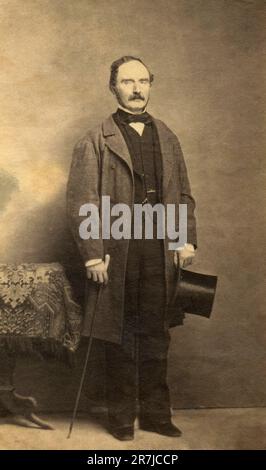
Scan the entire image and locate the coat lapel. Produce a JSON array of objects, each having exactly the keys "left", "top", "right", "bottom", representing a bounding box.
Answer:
[
  {"left": 102, "top": 115, "right": 133, "bottom": 177},
  {"left": 153, "top": 119, "right": 174, "bottom": 198}
]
